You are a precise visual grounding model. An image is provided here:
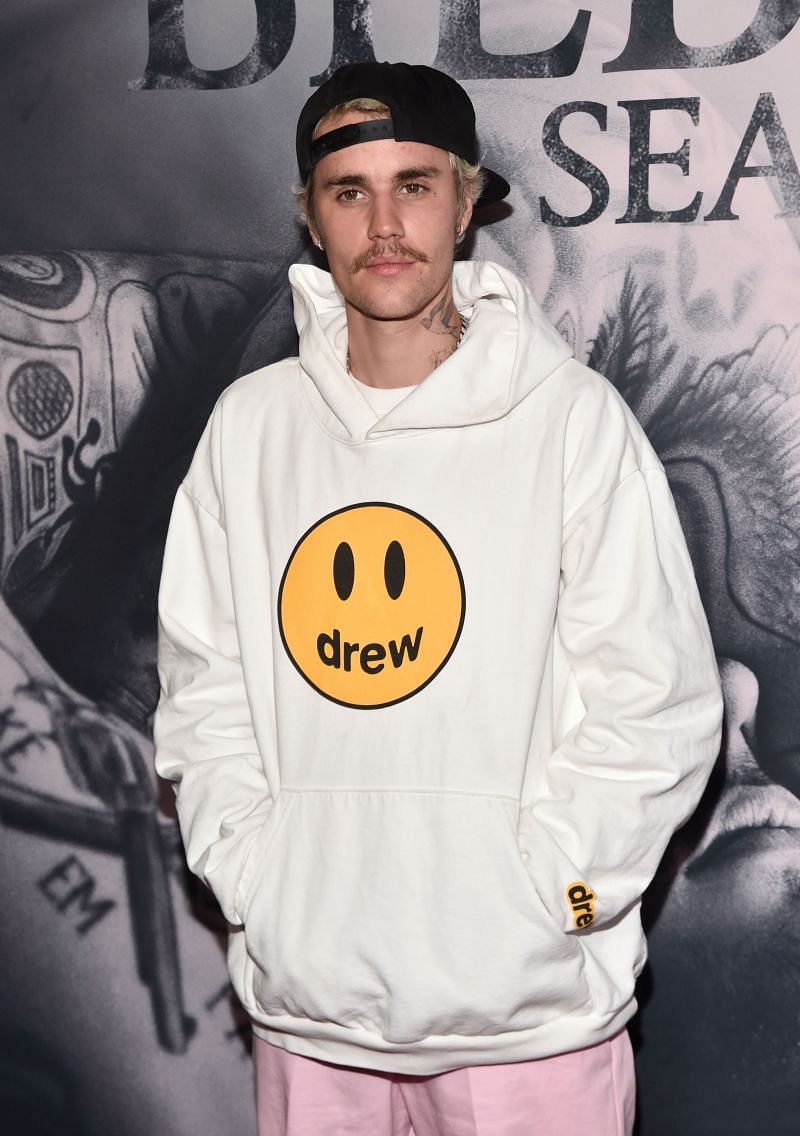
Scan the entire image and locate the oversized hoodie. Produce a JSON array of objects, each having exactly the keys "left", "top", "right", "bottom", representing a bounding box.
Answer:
[{"left": 155, "top": 260, "right": 723, "bottom": 1073}]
